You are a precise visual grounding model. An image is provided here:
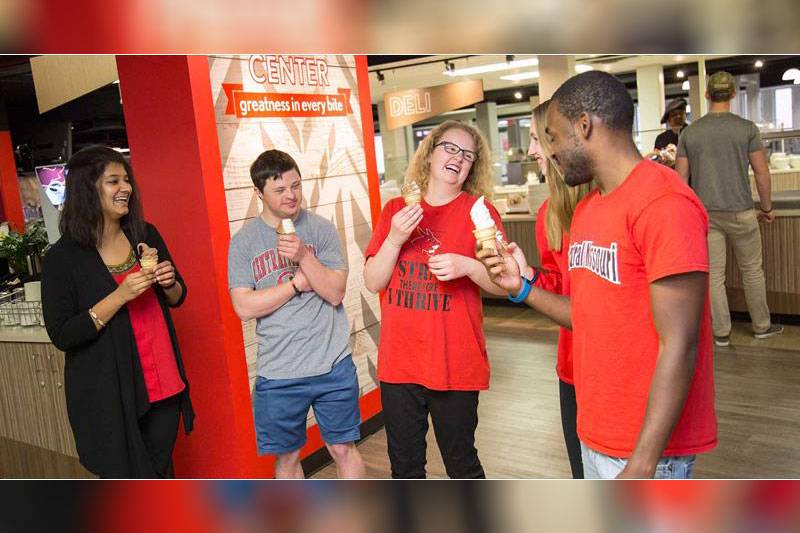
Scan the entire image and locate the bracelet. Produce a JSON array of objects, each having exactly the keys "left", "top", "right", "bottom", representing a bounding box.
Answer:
[
  {"left": 508, "top": 276, "right": 532, "bottom": 303},
  {"left": 89, "top": 308, "right": 106, "bottom": 328},
  {"left": 523, "top": 266, "right": 540, "bottom": 286},
  {"left": 760, "top": 206, "right": 773, "bottom": 214},
  {"left": 291, "top": 280, "right": 302, "bottom": 297}
]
